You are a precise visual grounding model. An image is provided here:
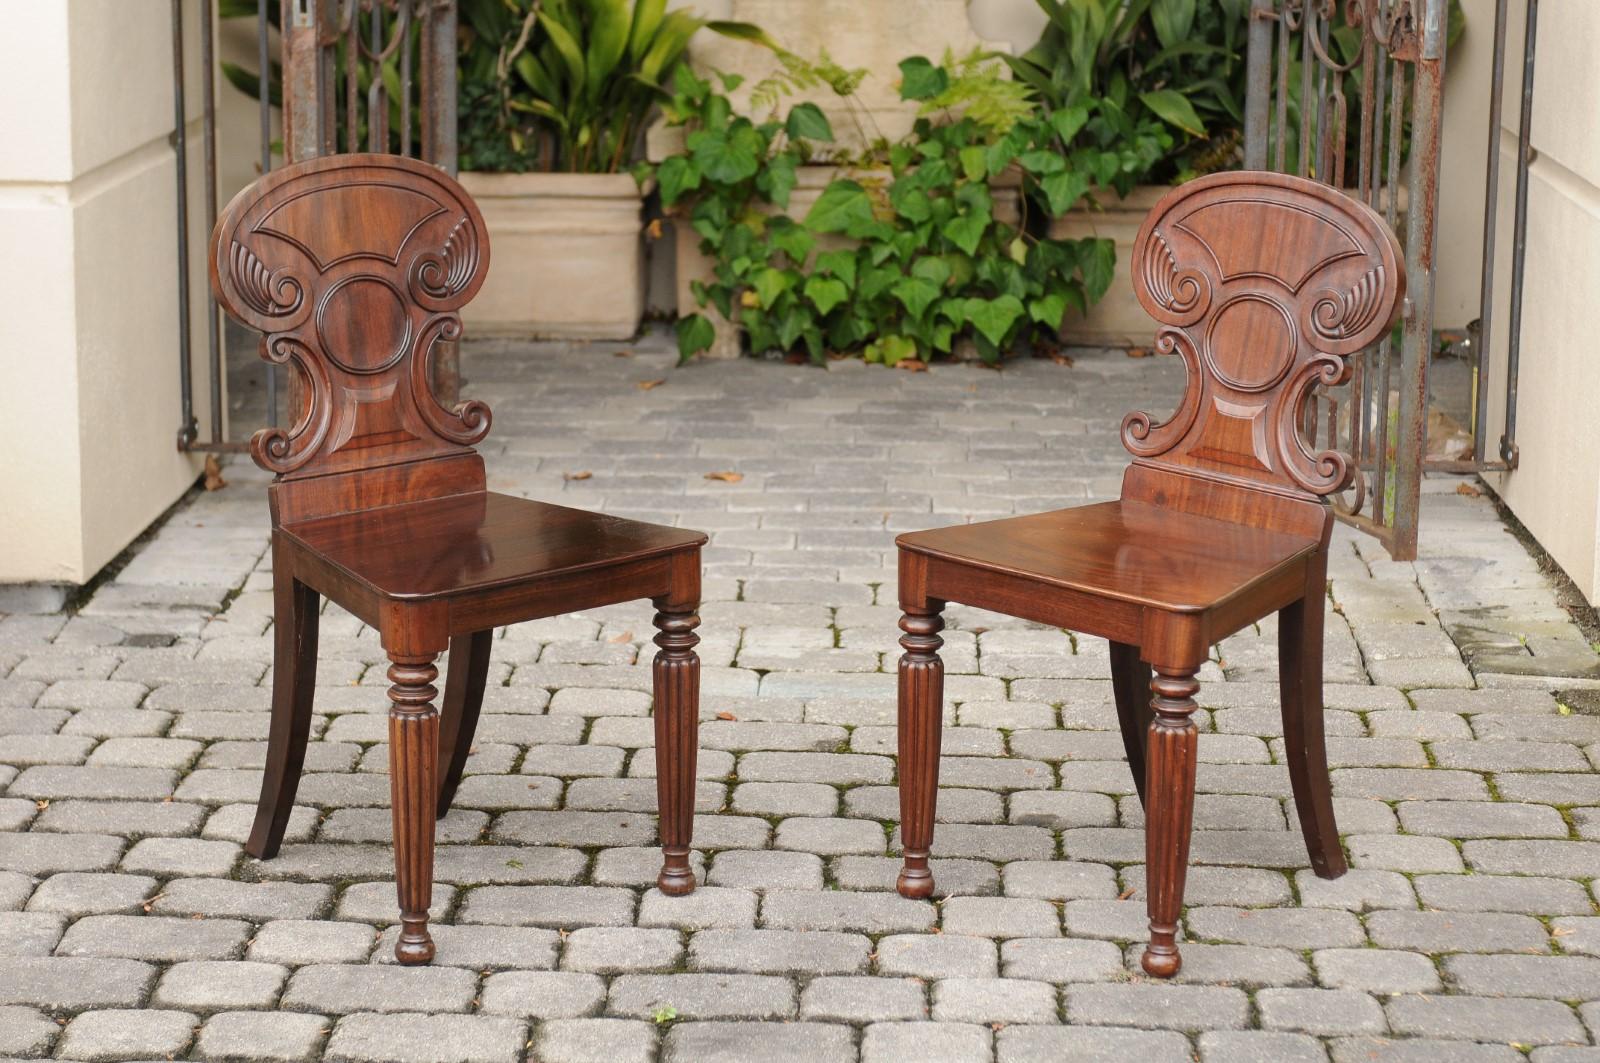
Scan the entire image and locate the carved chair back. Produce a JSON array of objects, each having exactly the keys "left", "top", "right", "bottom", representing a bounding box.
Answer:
[
  {"left": 1123, "top": 171, "right": 1404, "bottom": 535},
  {"left": 210, "top": 153, "right": 493, "bottom": 524}
]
